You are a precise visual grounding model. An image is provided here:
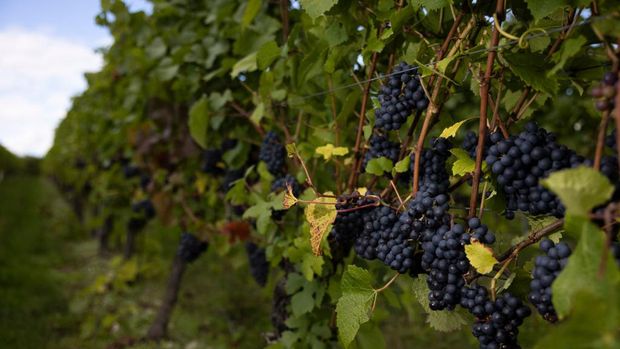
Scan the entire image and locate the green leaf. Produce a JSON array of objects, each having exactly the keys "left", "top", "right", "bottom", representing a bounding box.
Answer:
[
  {"left": 526, "top": 0, "right": 568, "bottom": 22},
  {"left": 393, "top": 156, "right": 411, "bottom": 174},
  {"left": 551, "top": 215, "right": 620, "bottom": 319},
  {"left": 548, "top": 36, "right": 586, "bottom": 76},
  {"left": 542, "top": 166, "right": 614, "bottom": 217},
  {"left": 534, "top": 290, "right": 620, "bottom": 349},
  {"left": 231, "top": 52, "right": 257, "bottom": 78},
  {"left": 336, "top": 266, "right": 375, "bottom": 348},
  {"left": 365, "top": 157, "right": 393, "bottom": 176},
  {"left": 529, "top": 35, "right": 550, "bottom": 53},
  {"left": 315, "top": 144, "right": 349, "bottom": 160},
  {"left": 188, "top": 96, "right": 210, "bottom": 148},
  {"left": 257, "top": 41, "right": 280, "bottom": 70},
  {"left": 355, "top": 322, "right": 386, "bottom": 349},
  {"left": 250, "top": 102, "right": 265, "bottom": 125},
  {"left": 439, "top": 118, "right": 473, "bottom": 139},
  {"left": 411, "top": 0, "right": 452, "bottom": 11},
  {"left": 154, "top": 58, "right": 179, "bottom": 81},
  {"left": 412, "top": 276, "right": 467, "bottom": 332},
  {"left": 291, "top": 284, "right": 316, "bottom": 317},
  {"left": 450, "top": 148, "right": 477, "bottom": 176},
  {"left": 465, "top": 241, "right": 497, "bottom": 274},
  {"left": 299, "top": 0, "right": 338, "bottom": 20},
  {"left": 242, "top": 0, "right": 261, "bottom": 27},
  {"left": 145, "top": 37, "right": 166, "bottom": 60},
  {"left": 503, "top": 52, "right": 557, "bottom": 95}
]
